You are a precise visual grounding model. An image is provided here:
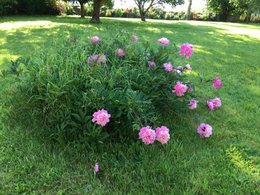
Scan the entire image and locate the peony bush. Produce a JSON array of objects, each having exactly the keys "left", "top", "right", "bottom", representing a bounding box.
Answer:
[{"left": 5, "top": 31, "right": 222, "bottom": 146}]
